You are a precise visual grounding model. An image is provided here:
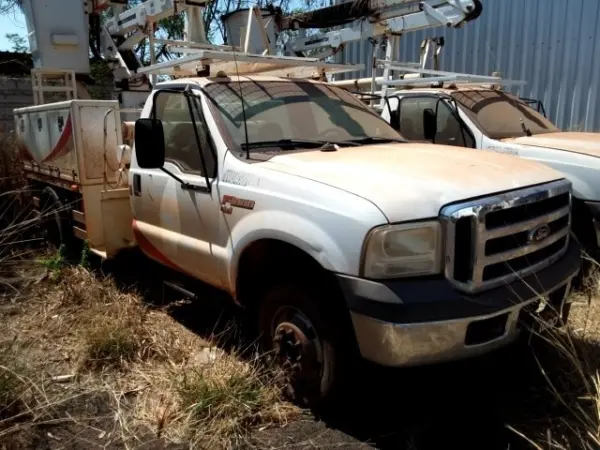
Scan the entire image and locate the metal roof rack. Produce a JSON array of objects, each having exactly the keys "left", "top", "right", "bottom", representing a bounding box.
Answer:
[
  {"left": 137, "top": 49, "right": 364, "bottom": 78},
  {"left": 331, "top": 35, "right": 528, "bottom": 114},
  {"left": 374, "top": 62, "right": 527, "bottom": 88}
]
